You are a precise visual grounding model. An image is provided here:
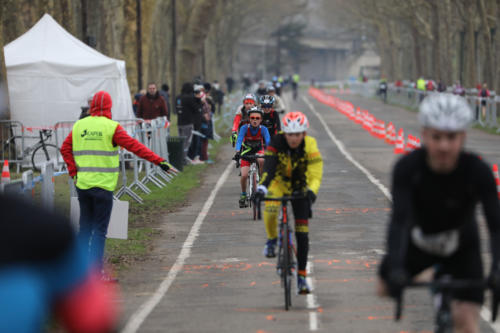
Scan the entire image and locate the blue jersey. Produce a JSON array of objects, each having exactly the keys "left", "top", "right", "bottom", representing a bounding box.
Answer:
[{"left": 235, "top": 124, "right": 270, "bottom": 151}]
